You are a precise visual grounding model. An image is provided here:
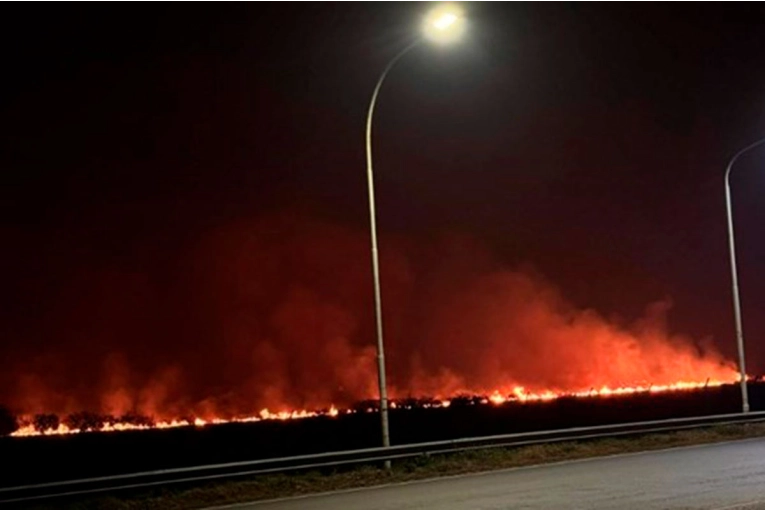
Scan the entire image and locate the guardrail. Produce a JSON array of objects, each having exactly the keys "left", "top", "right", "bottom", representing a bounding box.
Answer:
[{"left": 3, "top": 410, "right": 765, "bottom": 504}]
